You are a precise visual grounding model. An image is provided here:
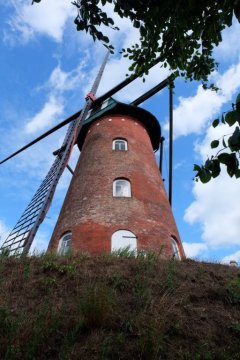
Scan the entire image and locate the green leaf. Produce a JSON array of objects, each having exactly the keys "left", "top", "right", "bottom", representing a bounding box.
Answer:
[
  {"left": 107, "top": 18, "right": 114, "bottom": 25},
  {"left": 212, "top": 118, "right": 219, "bottom": 128},
  {"left": 236, "top": 93, "right": 240, "bottom": 112},
  {"left": 225, "top": 110, "right": 240, "bottom": 126},
  {"left": 236, "top": 93, "right": 240, "bottom": 104},
  {"left": 210, "top": 160, "right": 221, "bottom": 178},
  {"left": 199, "top": 168, "right": 211, "bottom": 183},
  {"left": 205, "top": 159, "right": 212, "bottom": 169},
  {"left": 226, "top": 153, "right": 239, "bottom": 177},
  {"left": 102, "top": 36, "right": 109, "bottom": 43},
  {"left": 193, "top": 164, "right": 201, "bottom": 172},
  {"left": 234, "top": 1, "right": 240, "bottom": 22},
  {"left": 228, "top": 126, "right": 240, "bottom": 151},
  {"left": 231, "top": 126, "right": 240, "bottom": 144},
  {"left": 133, "top": 20, "right": 140, "bottom": 28},
  {"left": 210, "top": 140, "right": 219, "bottom": 148},
  {"left": 218, "top": 153, "right": 230, "bottom": 164},
  {"left": 203, "top": 159, "right": 221, "bottom": 178},
  {"left": 235, "top": 169, "right": 240, "bottom": 178}
]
